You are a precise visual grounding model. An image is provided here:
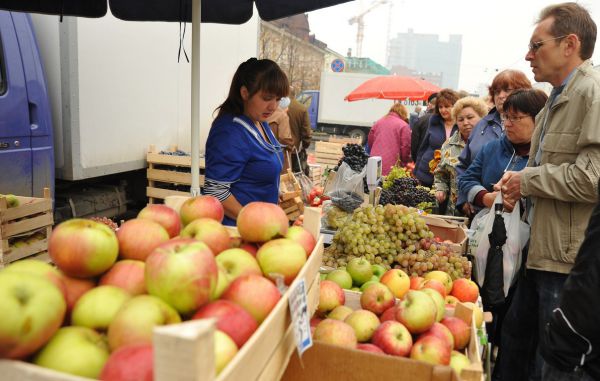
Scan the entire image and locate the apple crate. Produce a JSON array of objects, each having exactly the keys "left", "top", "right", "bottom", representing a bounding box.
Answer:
[
  {"left": 0, "top": 188, "right": 53, "bottom": 267},
  {"left": 146, "top": 145, "right": 205, "bottom": 204},
  {"left": 0, "top": 208, "right": 325, "bottom": 381},
  {"left": 308, "top": 164, "right": 323, "bottom": 186},
  {"left": 422, "top": 215, "right": 468, "bottom": 256},
  {"left": 279, "top": 170, "right": 304, "bottom": 221}
]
